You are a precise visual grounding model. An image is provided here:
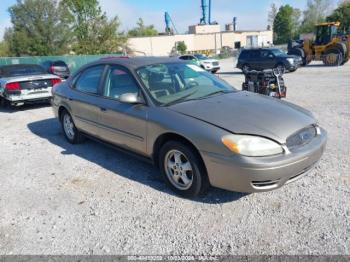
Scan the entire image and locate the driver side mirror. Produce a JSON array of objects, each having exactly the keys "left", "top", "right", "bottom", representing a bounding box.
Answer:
[
  {"left": 268, "top": 54, "right": 274, "bottom": 59},
  {"left": 119, "top": 93, "right": 143, "bottom": 104}
]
